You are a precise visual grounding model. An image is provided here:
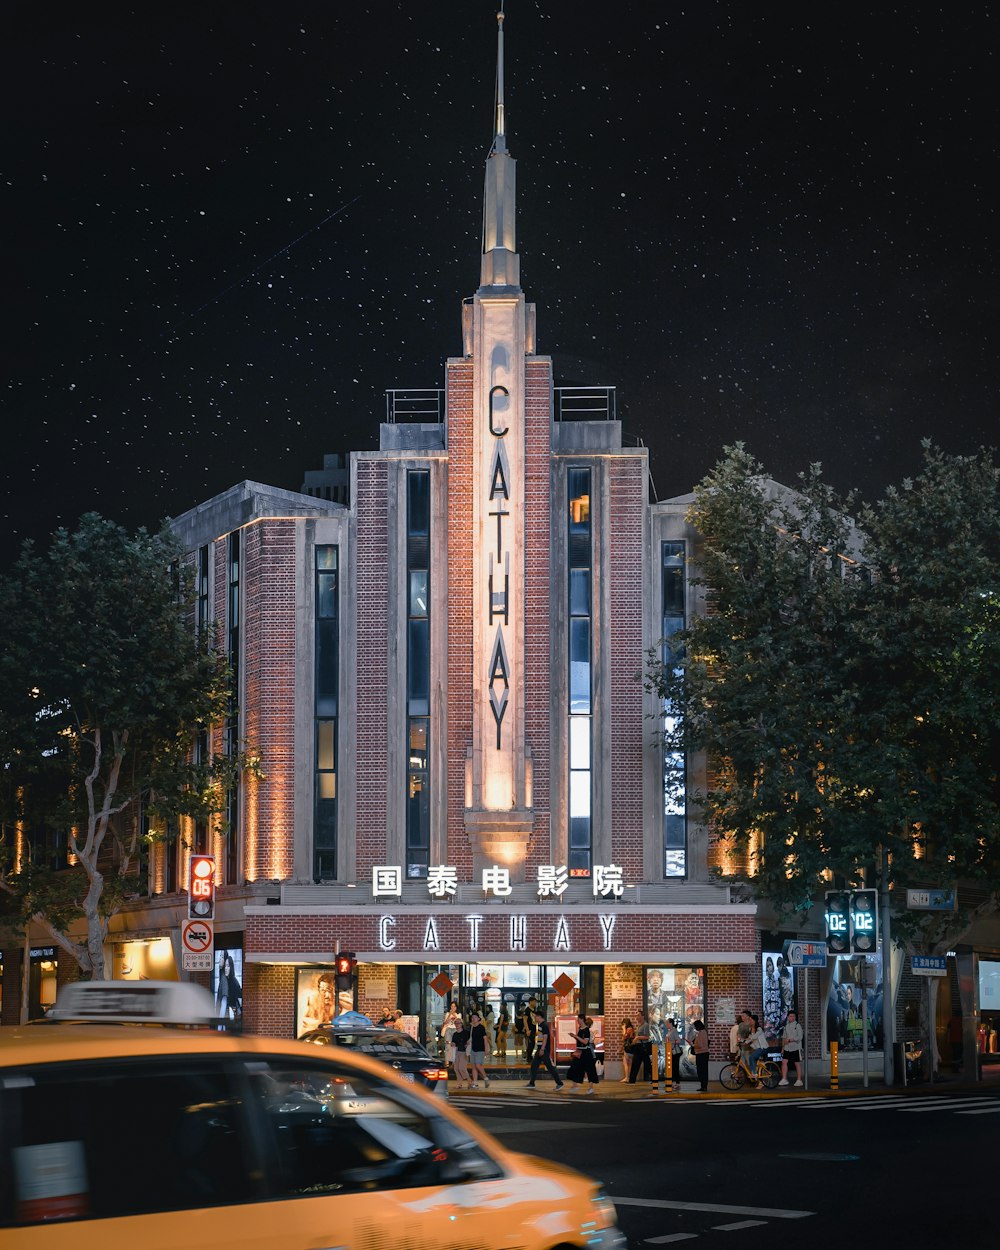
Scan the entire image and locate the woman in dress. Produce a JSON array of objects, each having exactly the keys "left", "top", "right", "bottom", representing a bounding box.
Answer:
[{"left": 621, "top": 1017, "right": 636, "bottom": 1082}]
